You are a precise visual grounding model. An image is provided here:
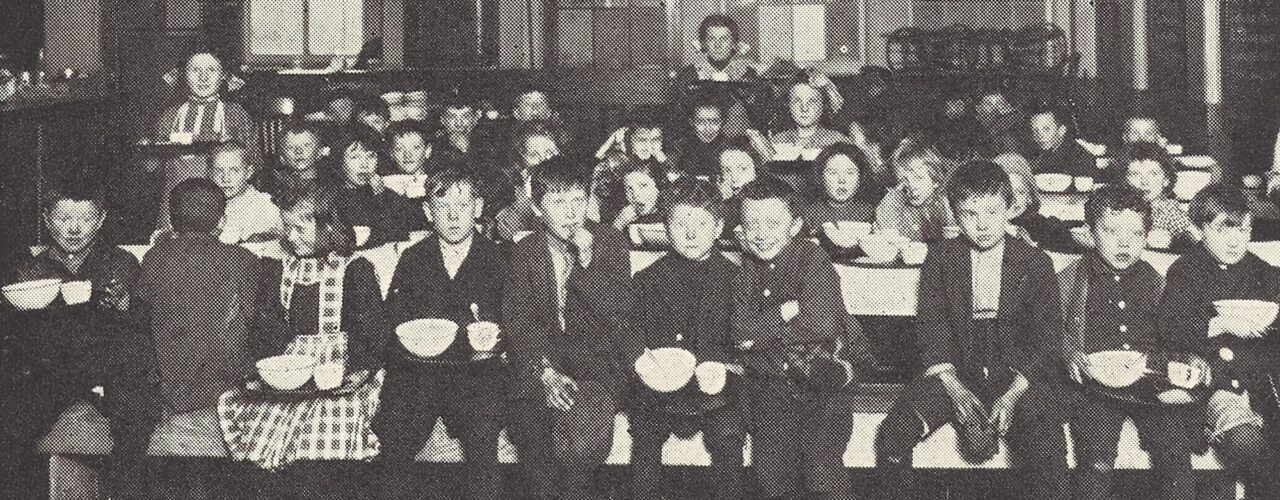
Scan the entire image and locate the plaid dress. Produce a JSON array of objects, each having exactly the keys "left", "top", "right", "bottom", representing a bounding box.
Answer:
[{"left": 217, "top": 255, "right": 385, "bottom": 470}]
